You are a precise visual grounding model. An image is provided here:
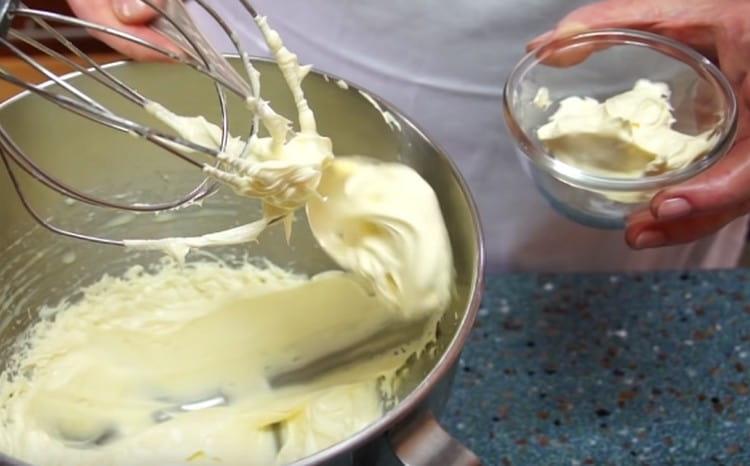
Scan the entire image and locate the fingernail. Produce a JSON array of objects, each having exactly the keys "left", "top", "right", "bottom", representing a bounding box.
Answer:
[
  {"left": 528, "top": 31, "right": 554, "bottom": 49},
  {"left": 528, "top": 22, "right": 589, "bottom": 52},
  {"left": 557, "top": 21, "right": 589, "bottom": 36},
  {"left": 657, "top": 198, "right": 692, "bottom": 220},
  {"left": 113, "top": 0, "right": 151, "bottom": 20},
  {"left": 633, "top": 230, "right": 667, "bottom": 249}
]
